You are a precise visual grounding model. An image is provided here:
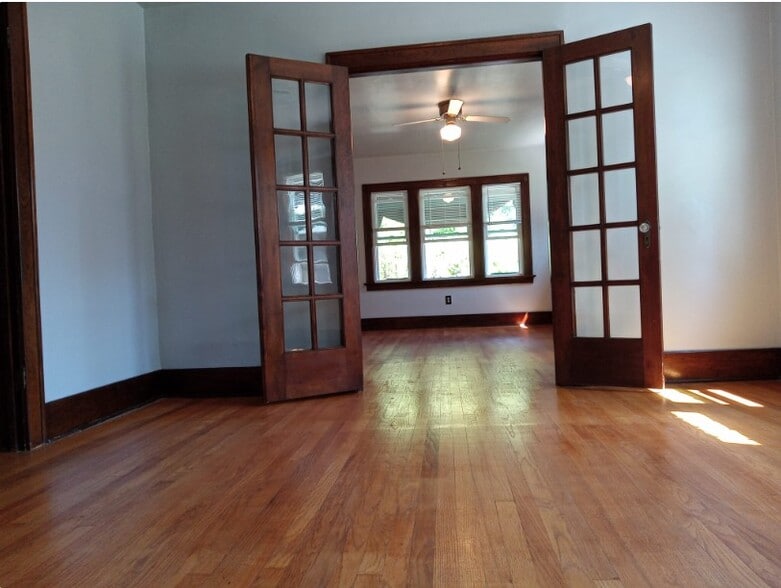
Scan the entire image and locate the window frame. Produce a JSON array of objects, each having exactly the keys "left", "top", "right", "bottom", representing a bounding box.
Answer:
[{"left": 362, "top": 173, "right": 533, "bottom": 291}]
